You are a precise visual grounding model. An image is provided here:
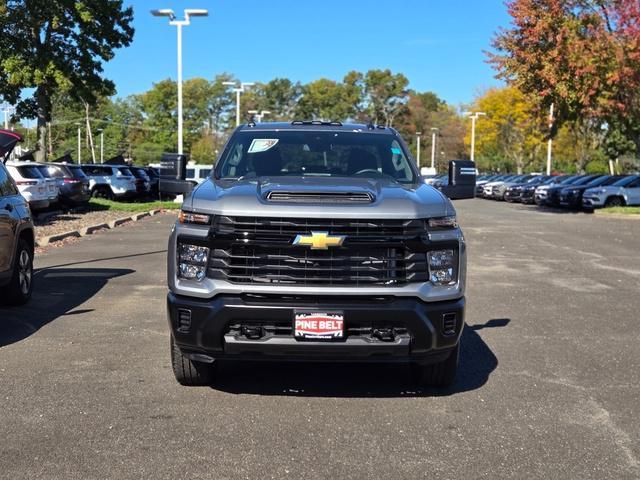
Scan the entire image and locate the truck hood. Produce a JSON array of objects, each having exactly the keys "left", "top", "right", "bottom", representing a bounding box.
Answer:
[{"left": 184, "top": 176, "right": 455, "bottom": 219}]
